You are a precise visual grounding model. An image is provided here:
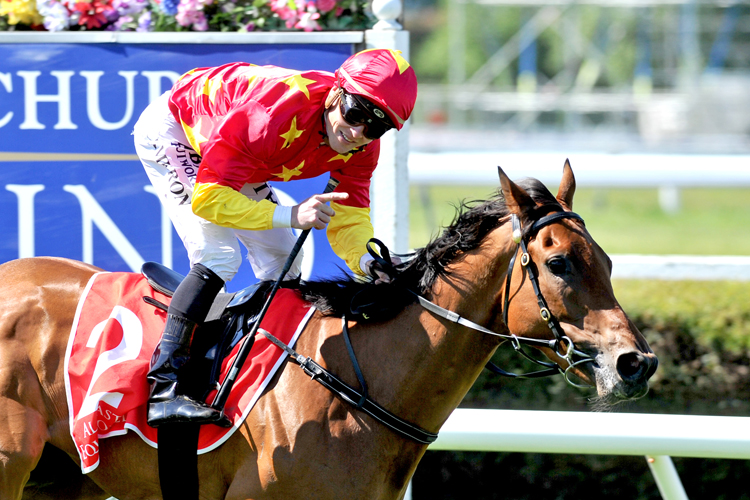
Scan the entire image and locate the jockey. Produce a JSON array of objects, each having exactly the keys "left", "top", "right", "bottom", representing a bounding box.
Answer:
[{"left": 133, "top": 48, "right": 418, "bottom": 427}]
